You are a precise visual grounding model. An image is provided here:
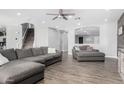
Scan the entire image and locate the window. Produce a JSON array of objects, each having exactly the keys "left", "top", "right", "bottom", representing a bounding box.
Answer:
[{"left": 75, "top": 26, "right": 99, "bottom": 44}]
